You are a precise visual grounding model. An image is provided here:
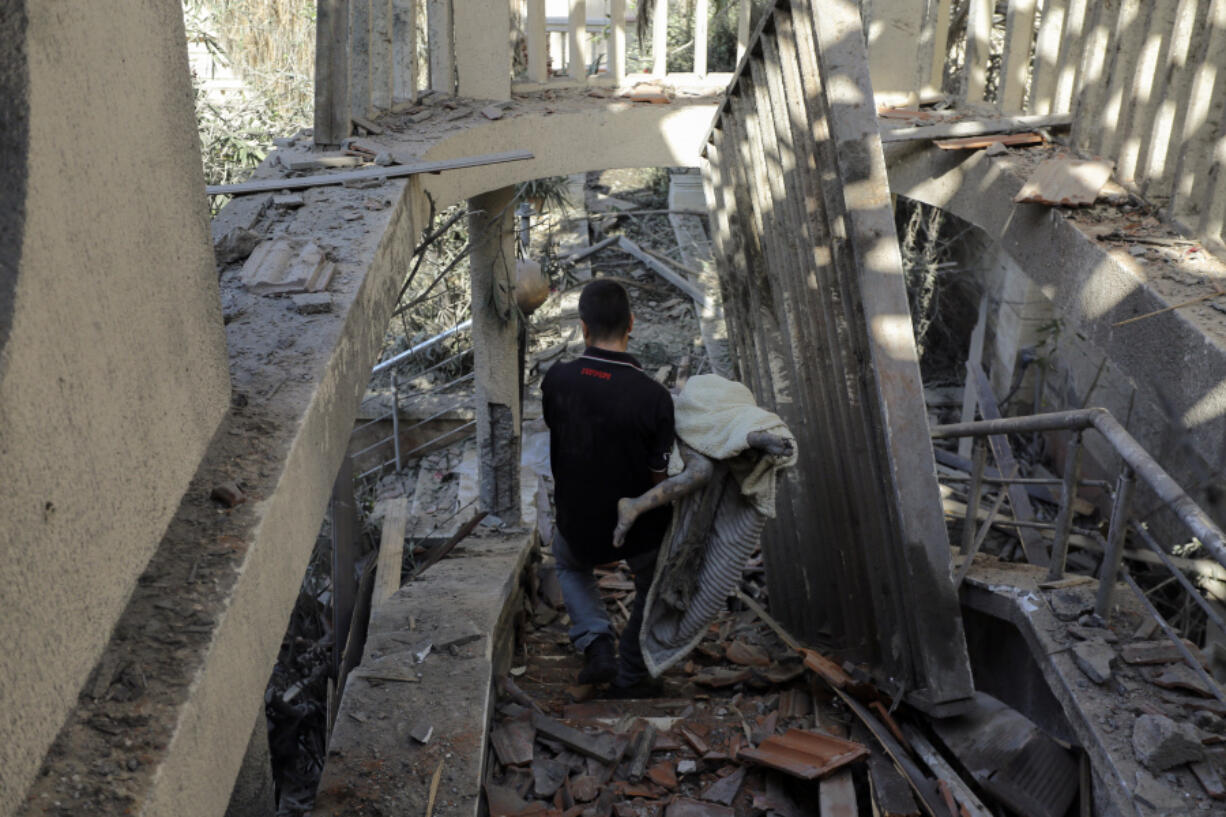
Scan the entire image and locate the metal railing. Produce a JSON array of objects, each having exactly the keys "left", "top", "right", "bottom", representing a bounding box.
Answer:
[
  {"left": 515, "top": 0, "right": 749, "bottom": 90},
  {"left": 356, "top": 321, "right": 476, "bottom": 481},
  {"left": 931, "top": 406, "right": 1226, "bottom": 705}
]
